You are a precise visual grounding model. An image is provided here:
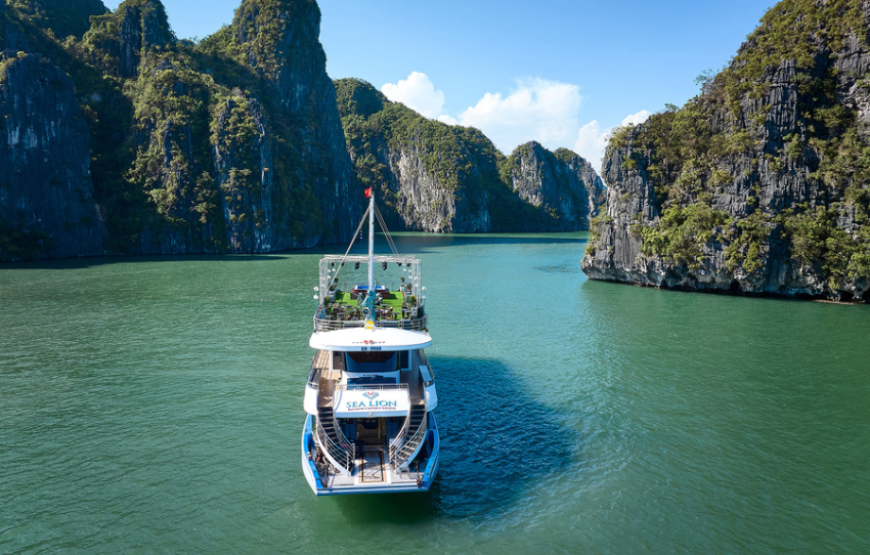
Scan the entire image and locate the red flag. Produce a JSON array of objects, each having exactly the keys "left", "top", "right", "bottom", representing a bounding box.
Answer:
[{"left": 365, "top": 188, "right": 372, "bottom": 198}]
